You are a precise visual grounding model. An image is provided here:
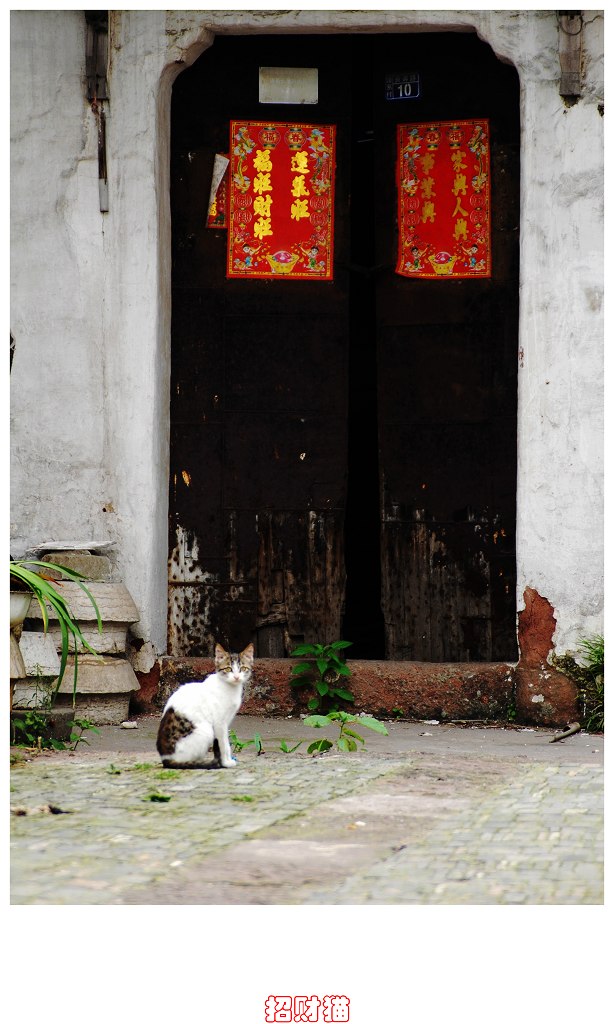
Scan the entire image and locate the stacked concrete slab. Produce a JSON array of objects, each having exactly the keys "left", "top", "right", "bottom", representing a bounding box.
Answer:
[{"left": 19, "top": 547, "right": 140, "bottom": 724}]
